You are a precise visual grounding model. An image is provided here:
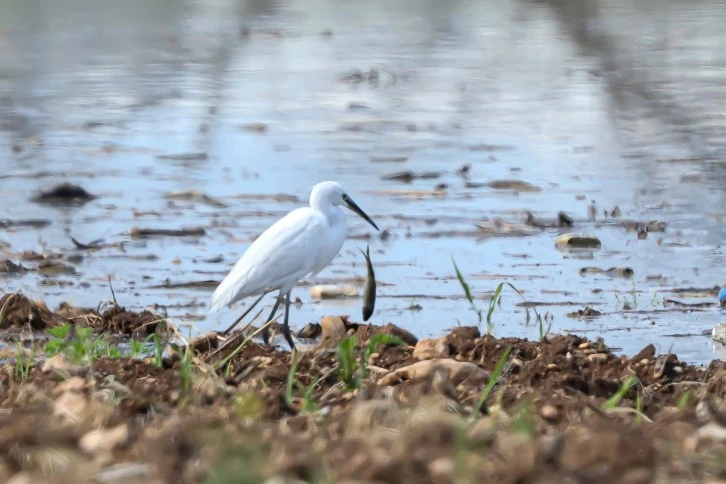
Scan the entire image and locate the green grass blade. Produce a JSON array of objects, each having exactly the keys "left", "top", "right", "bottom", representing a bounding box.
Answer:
[
  {"left": 602, "top": 376, "right": 637, "bottom": 410},
  {"left": 452, "top": 257, "right": 474, "bottom": 304},
  {"left": 470, "top": 346, "right": 511, "bottom": 421}
]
